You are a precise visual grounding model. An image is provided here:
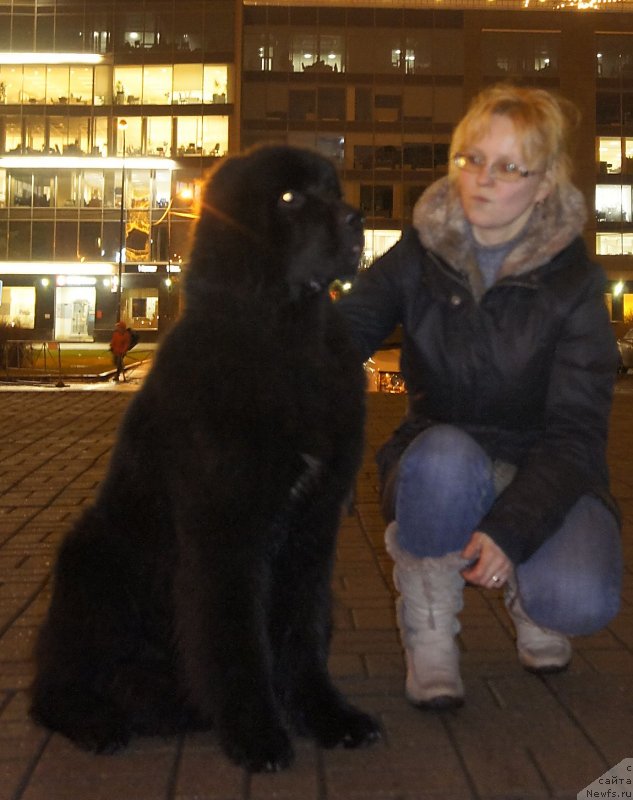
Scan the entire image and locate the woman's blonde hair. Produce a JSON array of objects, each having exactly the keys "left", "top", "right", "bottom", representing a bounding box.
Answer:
[{"left": 448, "top": 83, "right": 579, "bottom": 190}]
